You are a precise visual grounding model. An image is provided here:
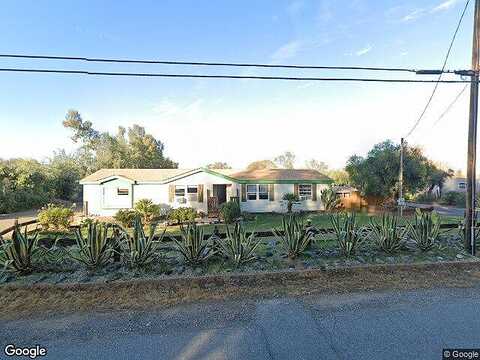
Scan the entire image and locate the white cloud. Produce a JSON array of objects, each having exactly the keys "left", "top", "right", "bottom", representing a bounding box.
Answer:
[
  {"left": 355, "top": 44, "right": 373, "bottom": 56},
  {"left": 432, "top": 0, "right": 460, "bottom": 13},
  {"left": 401, "top": 9, "right": 425, "bottom": 22},
  {"left": 271, "top": 40, "right": 303, "bottom": 62}
]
